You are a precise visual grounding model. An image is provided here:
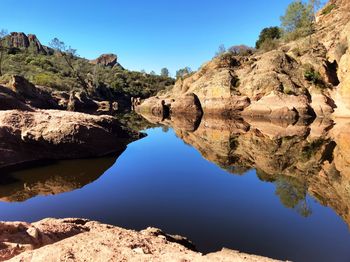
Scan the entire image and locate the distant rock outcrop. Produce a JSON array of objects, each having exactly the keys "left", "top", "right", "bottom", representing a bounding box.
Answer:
[
  {"left": 3, "top": 32, "right": 51, "bottom": 54},
  {"left": 90, "top": 53, "right": 118, "bottom": 67}
]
